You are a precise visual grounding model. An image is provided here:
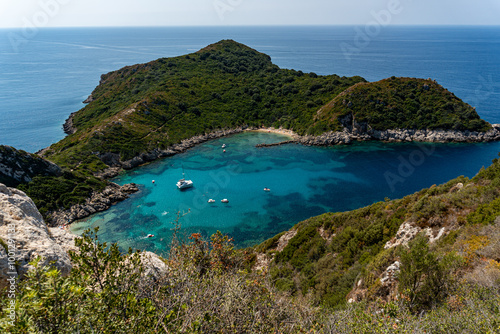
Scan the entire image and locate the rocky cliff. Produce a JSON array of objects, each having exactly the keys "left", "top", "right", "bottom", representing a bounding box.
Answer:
[
  {"left": 0, "top": 183, "right": 75, "bottom": 288},
  {"left": 0, "top": 145, "right": 61, "bottom": 187},
  {"left": 298, "top": 123, "right": 500, "bottom": 146},
  {"left": 0, "top": 183, "right": 166, "bottom": 289}
]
